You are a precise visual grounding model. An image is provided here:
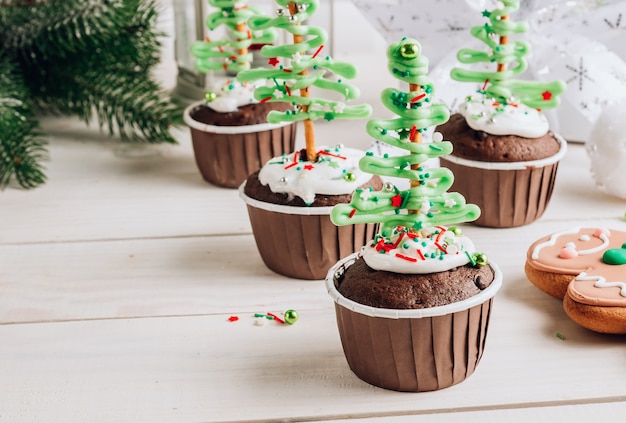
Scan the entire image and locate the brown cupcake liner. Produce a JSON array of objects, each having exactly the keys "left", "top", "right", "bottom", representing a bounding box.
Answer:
[
  {"left": 440, "top": 135, "right": 567, "bottom": 228},
  {"left": 326, "top": 254, "right": 502, "bottom": 392},
  {"left": 184, "top": 102, "right": 296, "bottom": 189},
  {"left": 240, "top": 187, "right": 378, "bottom": 280}
]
